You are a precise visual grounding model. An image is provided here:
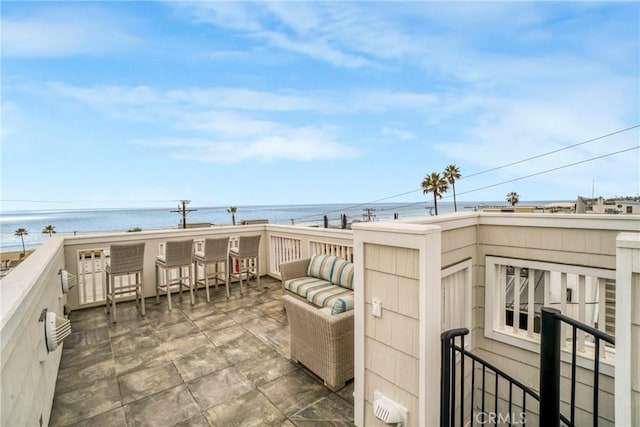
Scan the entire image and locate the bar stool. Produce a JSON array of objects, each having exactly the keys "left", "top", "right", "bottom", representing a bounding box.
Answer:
[
  {"left": 155, "top": 239, "right": 194, "bottom": 311},
  {"left": 105, "top": 242, "right": 145, "bottom": 323},
  {"left": 194, "top": 237, "right": 230, "bottom": 301},
  {"left": 228, "top": 235, "right": 261, "bottom": 295}
]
